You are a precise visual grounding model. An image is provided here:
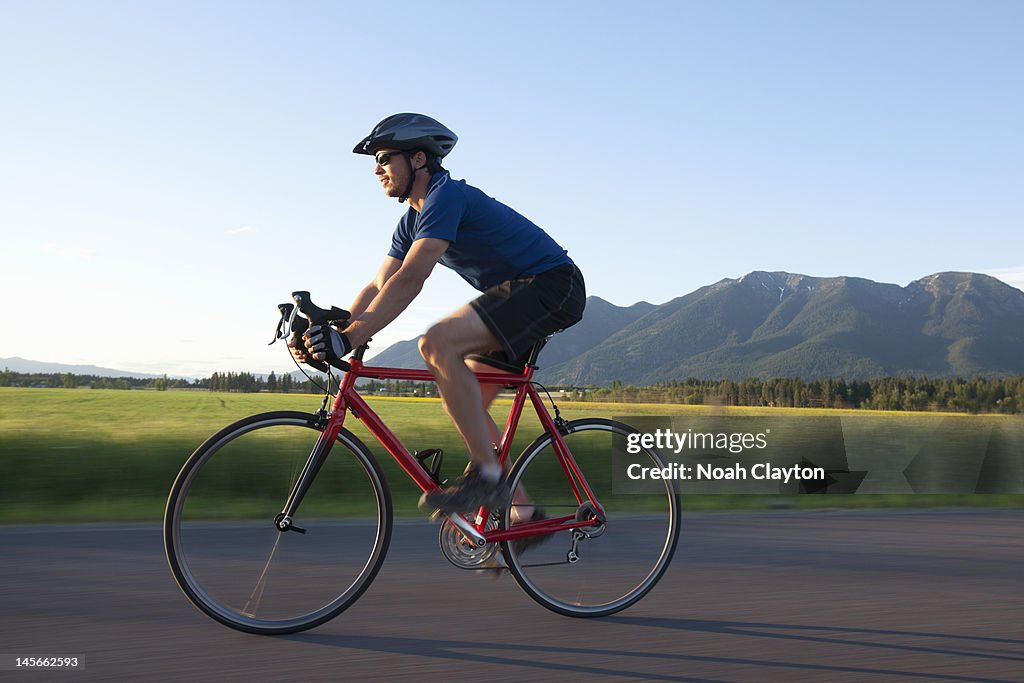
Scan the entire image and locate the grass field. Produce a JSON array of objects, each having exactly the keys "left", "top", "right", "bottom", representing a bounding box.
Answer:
[{"left": 1, "top": 387, "right": 1021, "bottom": 523}]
